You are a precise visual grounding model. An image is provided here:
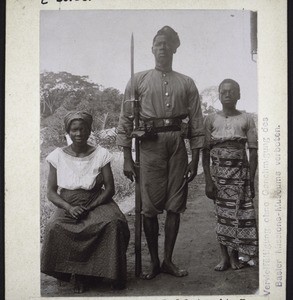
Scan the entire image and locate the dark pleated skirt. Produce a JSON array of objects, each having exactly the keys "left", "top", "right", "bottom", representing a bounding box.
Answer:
[{"left": 41, "top": 188, "right": 130, "bottom": 282}]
